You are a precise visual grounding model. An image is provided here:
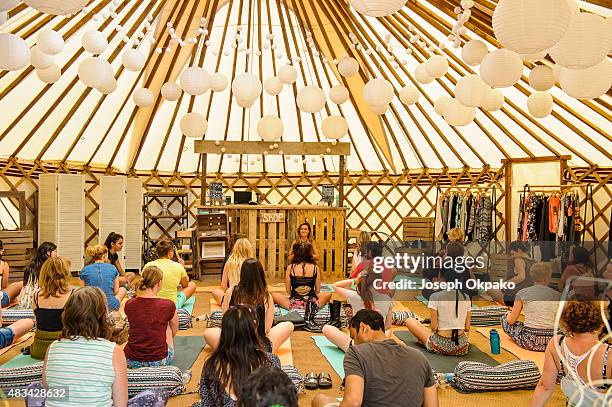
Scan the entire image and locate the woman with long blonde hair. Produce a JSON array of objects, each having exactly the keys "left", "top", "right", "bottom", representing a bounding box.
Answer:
[
  {"left": 80, "top": 244, "right": 126, "bottom": 310},
  {"left": 212, "top": 238, "right": 254, "bottom": 305},
  {"left": 351, "top": 231, "right": 370, "bottom": 271}
]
